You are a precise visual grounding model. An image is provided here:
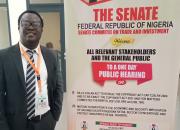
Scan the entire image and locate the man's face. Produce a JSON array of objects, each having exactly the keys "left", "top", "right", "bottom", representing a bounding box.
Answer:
[{"left": 18, "top": 13, "right": 43, "bottom": 49}]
